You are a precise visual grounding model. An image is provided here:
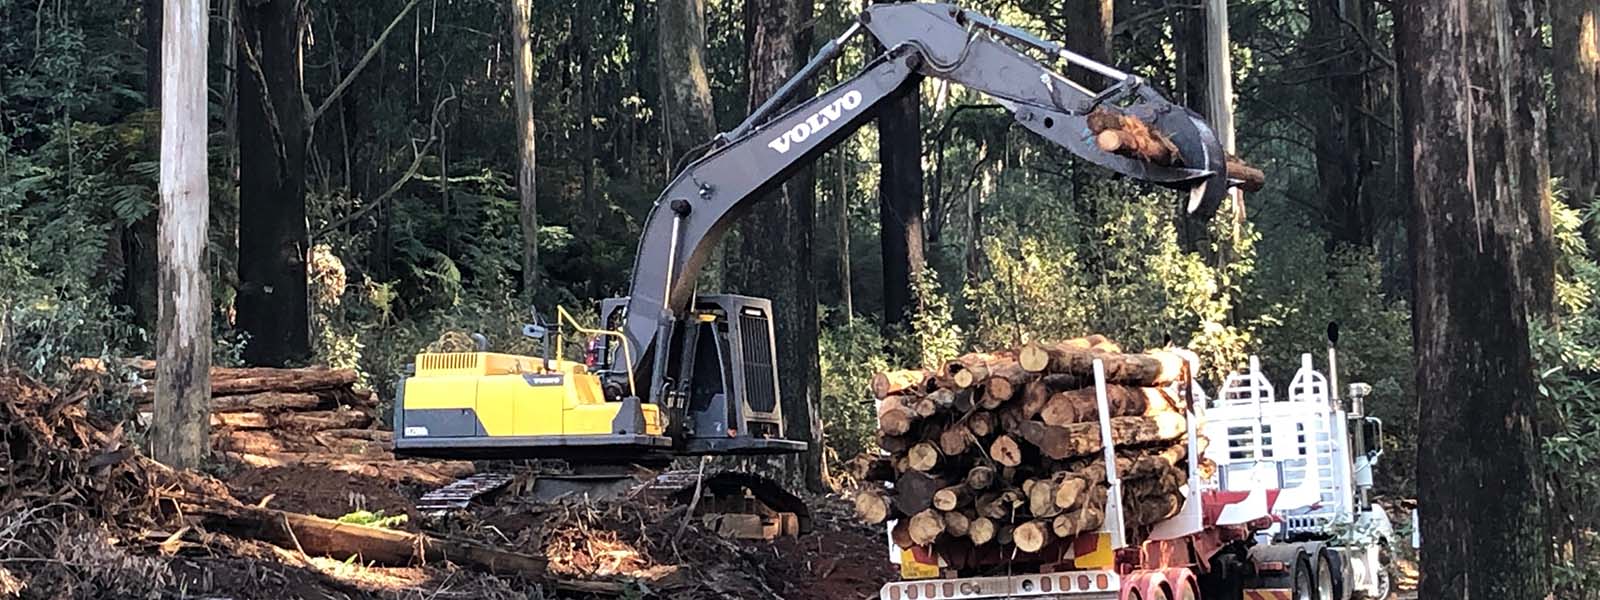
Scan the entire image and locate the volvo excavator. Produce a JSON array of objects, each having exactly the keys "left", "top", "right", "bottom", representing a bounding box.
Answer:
[{"left": 390, "top": 2, "right": 1242, "bottom": 508}]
